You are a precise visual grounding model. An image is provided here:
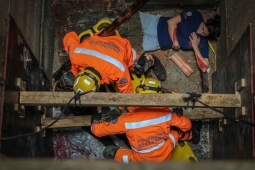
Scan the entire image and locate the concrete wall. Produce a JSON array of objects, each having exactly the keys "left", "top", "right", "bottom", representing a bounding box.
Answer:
[
  {"left": 214, "top": 0, "right": 255, "bottom": 160},
  {"left": 217, "top": 0, "right": 255, "bottom": 69},
  {"left": 0, "top": 0, "right": 55, "bottom": 81},
  {"left": 0, "top": 0, "right": 55, "bottom": 157}
]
